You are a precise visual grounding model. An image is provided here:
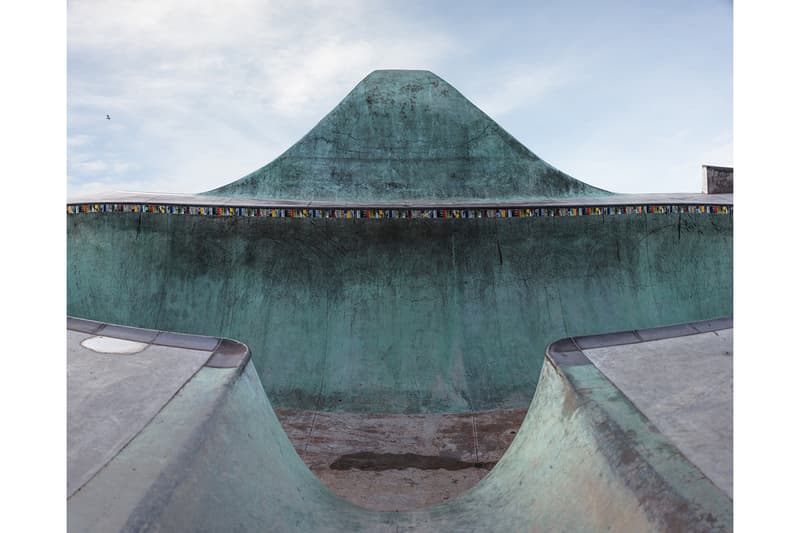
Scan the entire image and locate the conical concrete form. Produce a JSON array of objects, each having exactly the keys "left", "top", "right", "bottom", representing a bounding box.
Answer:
[{"left": 205, "top": 70, "right": 608, "bottom": 202}]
